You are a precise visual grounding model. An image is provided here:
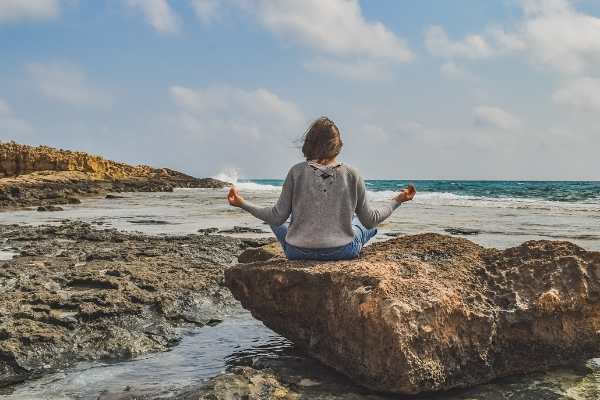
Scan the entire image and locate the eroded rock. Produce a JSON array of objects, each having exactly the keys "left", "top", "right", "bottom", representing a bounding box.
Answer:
[
  {"left": 225, "top": 233, "right": 600, "bottom": 394},
  {"left": 0, "top": 221, "right": 274, "bottom": 387}
]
